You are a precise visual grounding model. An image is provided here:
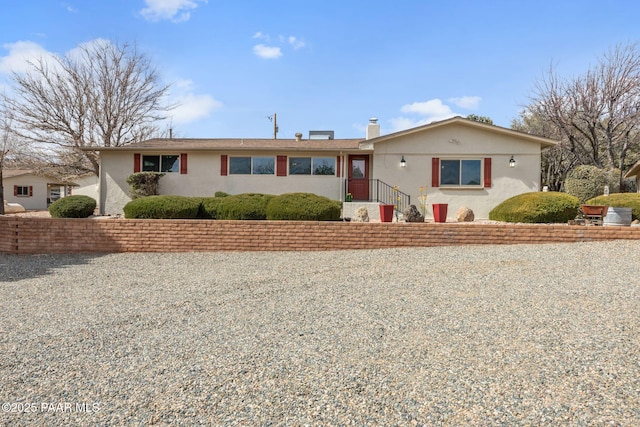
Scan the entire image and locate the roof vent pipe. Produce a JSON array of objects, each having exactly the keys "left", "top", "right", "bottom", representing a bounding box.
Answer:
[{"left": 295, "top": 132, "right": 303, "bottom": 141}]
